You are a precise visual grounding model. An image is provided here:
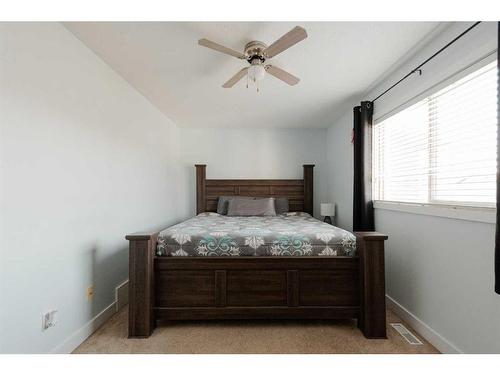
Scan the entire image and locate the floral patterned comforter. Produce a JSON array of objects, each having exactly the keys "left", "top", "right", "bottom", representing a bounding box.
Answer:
[{"left": 156, "top": 212, "right": 356, "bottom": 257}]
